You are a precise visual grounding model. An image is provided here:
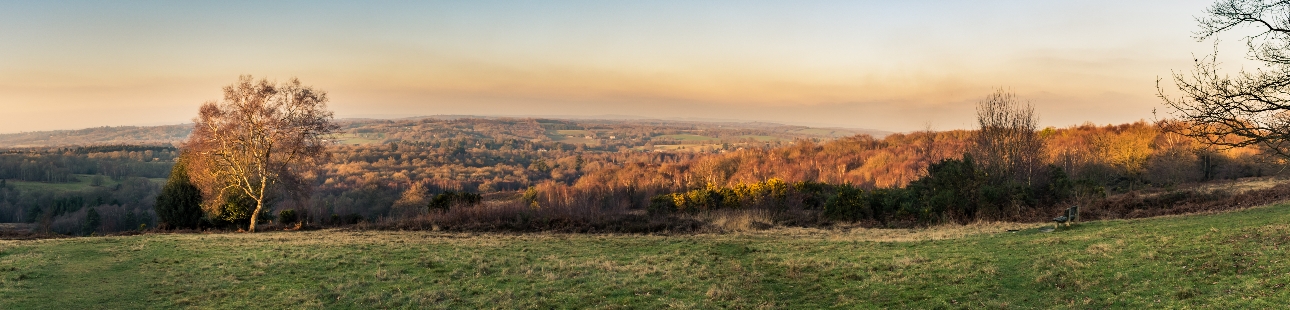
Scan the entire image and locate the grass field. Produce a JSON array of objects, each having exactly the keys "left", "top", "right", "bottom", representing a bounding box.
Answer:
[
  {"left": 2, "top": 204, "right": 1289, "bottom": 308},
  {"left": 648, "top": 144, "right": 723, "bottom": 152},
  {"left": 792, "top": 128, "right": 861, "bottom": 138},
  {"left": 547, "top": 136, "right": 596, "bottom": 145},
  {"left": 6, "top": 174, "right": 164, "bottom": 192},
  {"left": 332, "top": 133, "right": 383, "bottom": 145},
  {"left": 545, "top": 130, "right": 599, "bottom": 145},
  {"left": 735, "top": 135, "right": 780, "bottom": 142},
  {"left": 553, "top": 130, "right": 595, "bottom": 137},
  {"left": 657, "top": 134, "right": 720, "bottom": 142}
]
